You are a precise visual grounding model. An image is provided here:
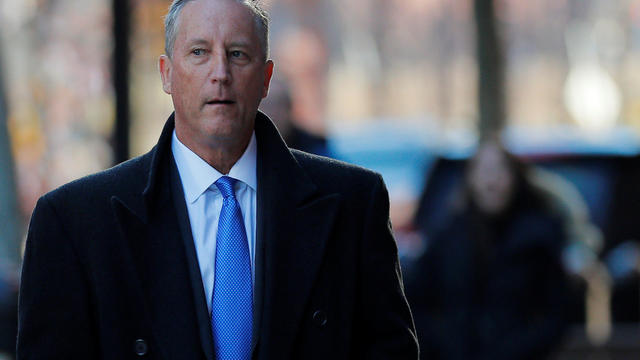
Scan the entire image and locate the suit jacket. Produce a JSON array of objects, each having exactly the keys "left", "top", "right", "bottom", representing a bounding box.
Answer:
[{"left": 17, "top": 112, "right": 419, "bottom": 360}]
